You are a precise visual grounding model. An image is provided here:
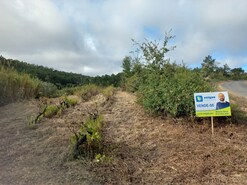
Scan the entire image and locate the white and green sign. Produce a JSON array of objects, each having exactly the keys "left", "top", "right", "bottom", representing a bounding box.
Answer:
[{"left": 194, "top": 91, "right": 231, "bottom": 117}]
